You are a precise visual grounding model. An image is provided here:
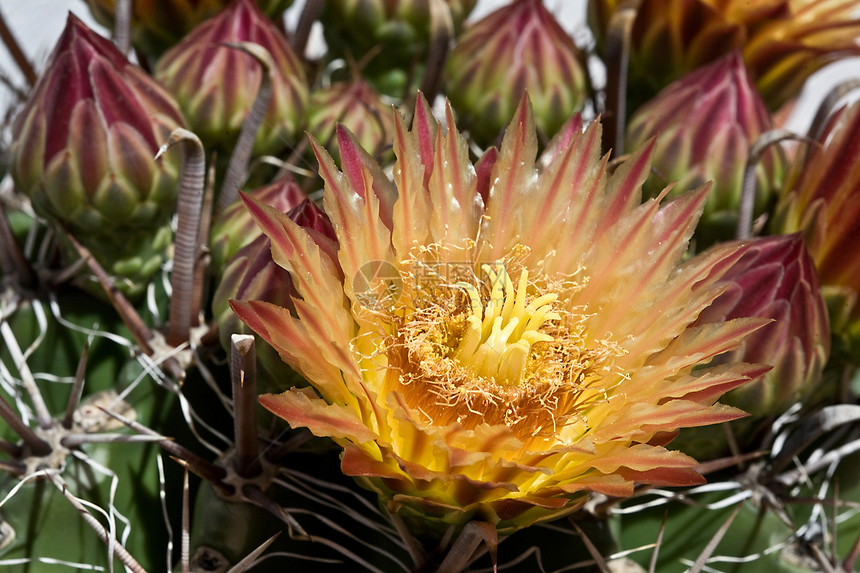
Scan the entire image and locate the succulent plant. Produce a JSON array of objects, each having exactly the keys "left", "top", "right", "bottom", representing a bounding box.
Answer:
[
  {"left": 592, "top": 0, "right": 860, "bottom": 111},
  {"left": 3, "top": 2, "right": 860, "bottom": 571},
  {"left": 213, "top": 197, "right": 336, "bottom": 391},
  {"left": 626, "top": 51, "right": 784, "bottom": 246},
  {"left": 209, "top": 175, "right": 306, "bottom": 276},
  {"left": 772, "top": 99, "right": 860, "bottom": 360},
  {"left": 84, "top": 0, "right": 294, "bottom": 56},
  {"left": 232, "top": 95, "right": 769, "bottom": 536},
  {"left": 695, "top": 233, "right": 830, "bottom": 417},
  {"left": 445, "top": 0, "right": 588, "bottom": 146},
  {"left": 9, "top": 14, "right": 184, "bottom": 296},
  {"left": 320, "top": 0, "right": 477, "bottom": 94},
  {"left": 155, "top": 0, "right": 308, "bottom": 157},
  {"left": 306, "top": 79, "right": 397, "bottom": 165}
]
